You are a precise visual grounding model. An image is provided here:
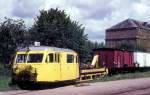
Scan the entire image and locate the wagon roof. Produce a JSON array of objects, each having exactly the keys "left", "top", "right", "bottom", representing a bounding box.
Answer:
[
  {"left": 93, "top": 48, "right": 133, "bottom": 52},
  {"left": 18, "top": 46, "right": 76, "bottom": 53}
]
